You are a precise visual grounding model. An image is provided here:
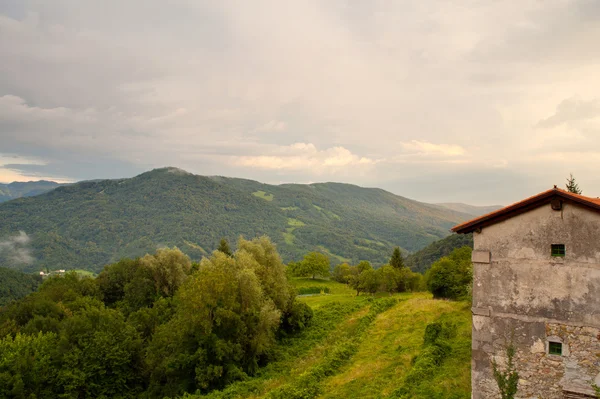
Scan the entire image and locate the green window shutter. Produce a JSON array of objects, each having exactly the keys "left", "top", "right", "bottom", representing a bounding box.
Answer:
[
  {"left": 549, "top": 342, "right": 562, "bottom": 355},
  {"left": 551, "top": 244, "right": 565, "bottom": 257}
]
